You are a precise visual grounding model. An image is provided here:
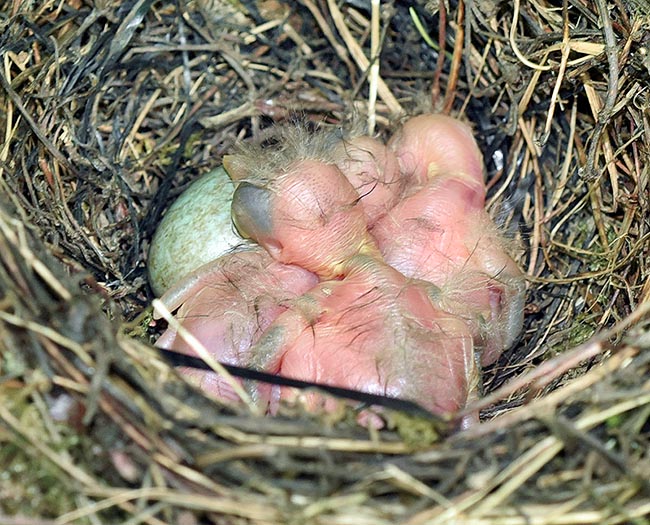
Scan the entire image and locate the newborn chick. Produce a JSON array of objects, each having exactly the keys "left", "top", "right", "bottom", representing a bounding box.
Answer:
[
  {"left": 373, "top": 114, "right": 525, "bottom": 363},
  {"left": 230, "top": 157, "right": 476, "bottom": 417},
  {"left": 156, "top": 248, "right": 317, "bottom": 402},
  {"left": 227, "top": 126, "right": 403, "bottom": 229},
  {"left": 332, "top": 135, "right": 403, "bottom": 226},
  {"left": 155, "top": 127, "right": 403, "bottom": 407},
  {"left": 151, "top": 117, "right": 523, "bottom": 423},
  {"left": 388, "top": 113, "right": 486, "bottom": 195}
]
